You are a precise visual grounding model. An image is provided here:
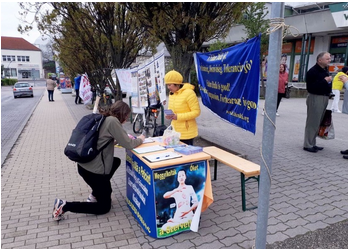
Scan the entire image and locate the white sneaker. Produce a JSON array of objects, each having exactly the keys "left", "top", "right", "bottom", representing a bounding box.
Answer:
[
  {"left": 87, "top": 193, "right": 97, "bottom": 202},
  {"left": 261, "top": 111, "right": 265, "bottom": 116},
  {"left": 334, "top": 110, "right": 342, "bottom": 113},
  {"left": 52, "top": 198, "right": 66, "bottom": 221},
  {"left": 276, "top": 112, "right": 280, "bottom": 116}
]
